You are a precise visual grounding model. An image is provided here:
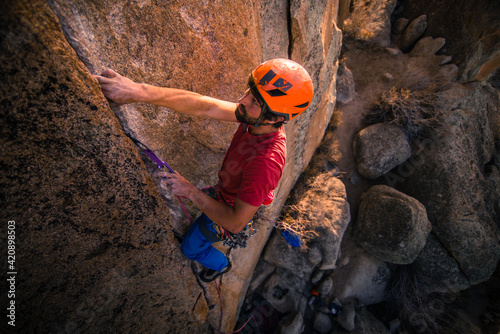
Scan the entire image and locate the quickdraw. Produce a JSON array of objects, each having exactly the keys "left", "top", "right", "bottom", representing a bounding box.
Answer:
[
  {"left": 213, "top": 222, "right": 256, "bottom": 249},
  {"left": 201, "top": 186, "right": 257, "bottom": 249}
]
